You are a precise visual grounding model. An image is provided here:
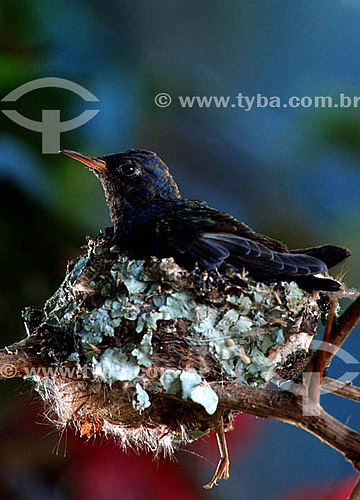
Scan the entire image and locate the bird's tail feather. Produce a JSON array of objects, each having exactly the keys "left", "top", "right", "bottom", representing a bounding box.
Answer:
[
  {"left": 290, "top": 245, "right": 351, "bottom": 270},
  {"left": 294, "top": 275, "right": 342, "bottom": 292},
  {"left": 200, "top": 233, "right": 328, "bottom": 275}
]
